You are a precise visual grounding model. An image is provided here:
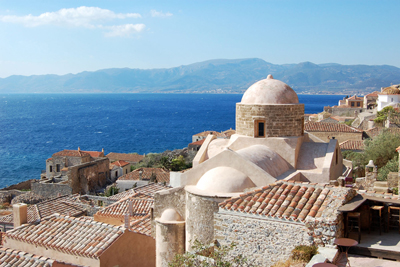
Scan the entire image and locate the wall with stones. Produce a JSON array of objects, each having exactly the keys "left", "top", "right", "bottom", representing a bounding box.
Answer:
[
  {"left": 236, "top": 103, "right": 304, "bottom": 137},
  {"left": 324, "top": 107, "right": 366, "bottom": 117},
  {"left": 214, "top": 213, "right": 312, "bottom": 267},
  {"left": 68, "top": 158, "right": 109, "bottom": 195},
  {"left": 387, "top": 172, "right": 398, "bottom": 189},
  {"left": 31, "top": 181, "right": 72, "bottom": 198}
]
